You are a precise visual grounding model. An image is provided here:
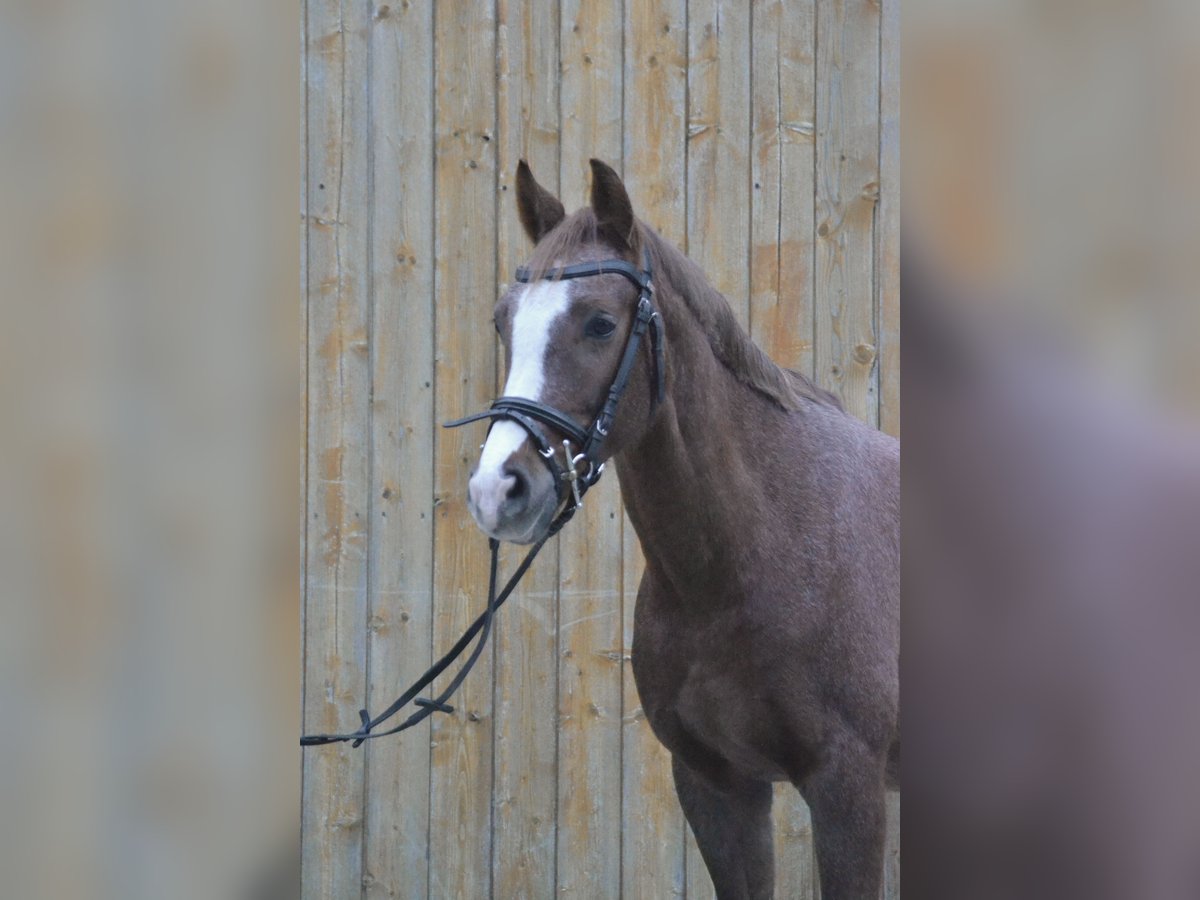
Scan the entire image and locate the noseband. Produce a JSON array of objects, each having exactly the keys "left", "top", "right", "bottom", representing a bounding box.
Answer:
[
  {"left": 444, "top": 248, "right": 664, "bottom": 519},
  {"left": 299, "top": 249, "right": 664, "bottom": 749}
]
